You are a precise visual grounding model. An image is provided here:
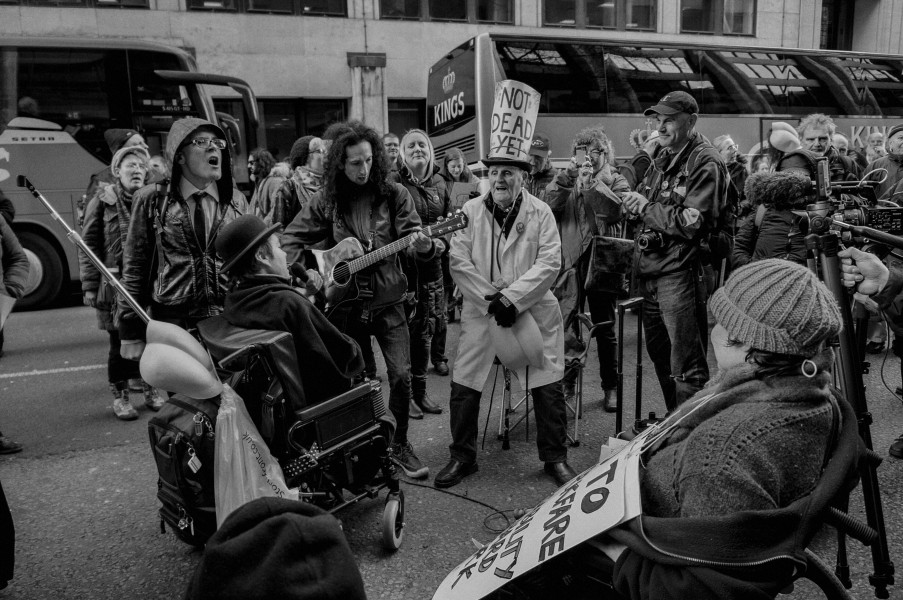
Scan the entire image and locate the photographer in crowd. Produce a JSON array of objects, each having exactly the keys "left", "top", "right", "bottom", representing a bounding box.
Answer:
[
  {"left": 545, "top": 125, "right": 630, "bottom": 411},
  {"left": 840, "top": 245, "right": 903, "bottom": 458},
  {"left": 621, "top": 91, "right": 728, "bottom": 411}
]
